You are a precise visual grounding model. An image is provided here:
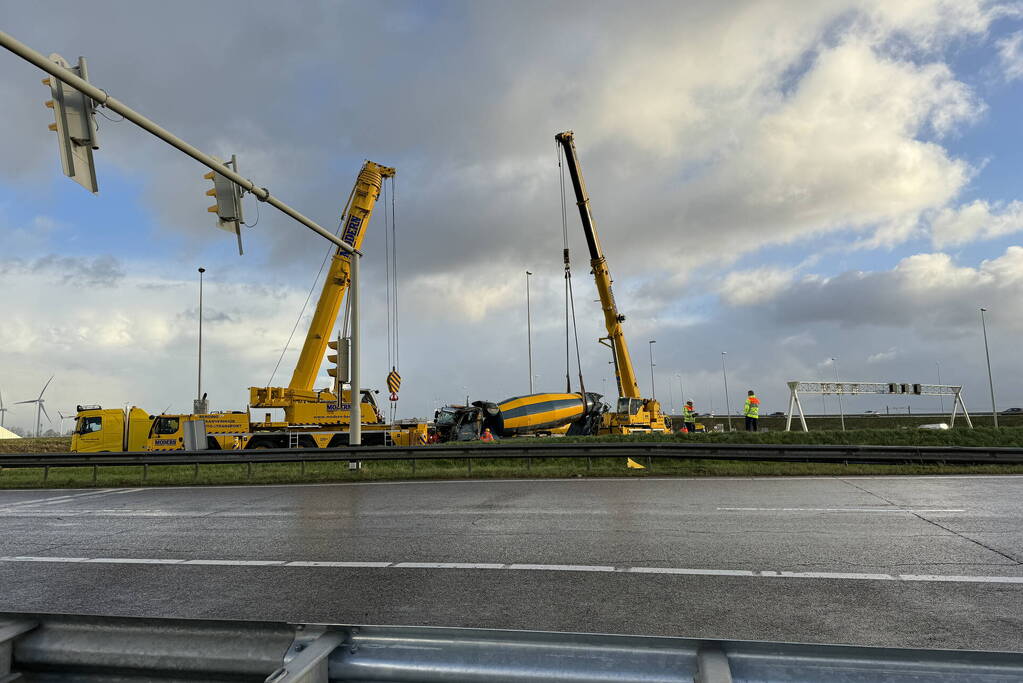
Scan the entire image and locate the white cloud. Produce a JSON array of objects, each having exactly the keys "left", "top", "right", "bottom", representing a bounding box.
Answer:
[
  {"left": 719, "top": 267, "right": 795, "bottom": 306},
  {"left": 759, "top": 246, "right": 1023, "bottom": 332},
  {"left": 997, "top": 31, "right": 1023, "bottom": 80},
  {"left": 930, "top": 199, "right": 1023, "bottom": 246},
  {"left": 867, "top": 347, "right": 899, "bottom": 363}
]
